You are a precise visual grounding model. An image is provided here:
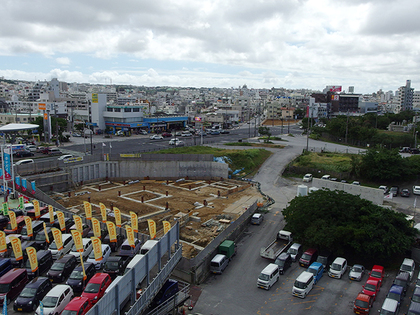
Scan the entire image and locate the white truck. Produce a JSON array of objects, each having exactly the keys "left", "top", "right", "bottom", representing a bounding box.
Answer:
[{"left": 260, "top": 230, "right": 293, "bottom": 260}]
